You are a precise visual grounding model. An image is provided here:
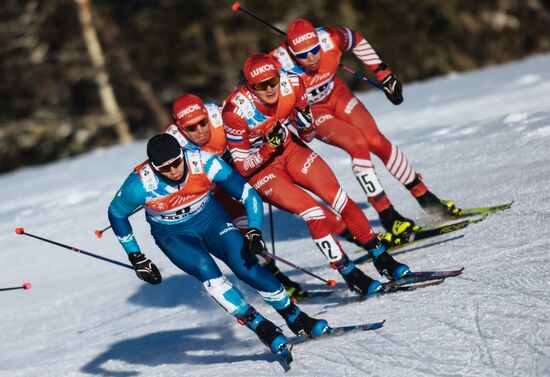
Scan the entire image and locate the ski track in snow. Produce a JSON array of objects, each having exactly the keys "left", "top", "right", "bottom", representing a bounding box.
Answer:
[{"left": 1, "top": 54, "right": 550, "bottom": 376}]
